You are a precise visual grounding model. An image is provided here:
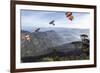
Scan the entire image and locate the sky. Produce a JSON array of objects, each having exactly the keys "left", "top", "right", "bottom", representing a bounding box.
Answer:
[{"left": 21, "top": 9, "right": 90, "bottom": 29}]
